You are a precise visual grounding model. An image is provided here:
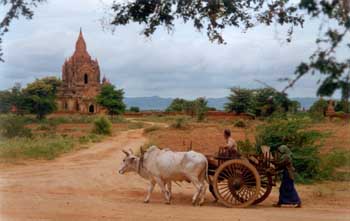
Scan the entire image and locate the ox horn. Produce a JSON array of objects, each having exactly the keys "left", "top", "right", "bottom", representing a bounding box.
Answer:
[{"left": 122, "top": 150, "right": 129, "bottom": 156}]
